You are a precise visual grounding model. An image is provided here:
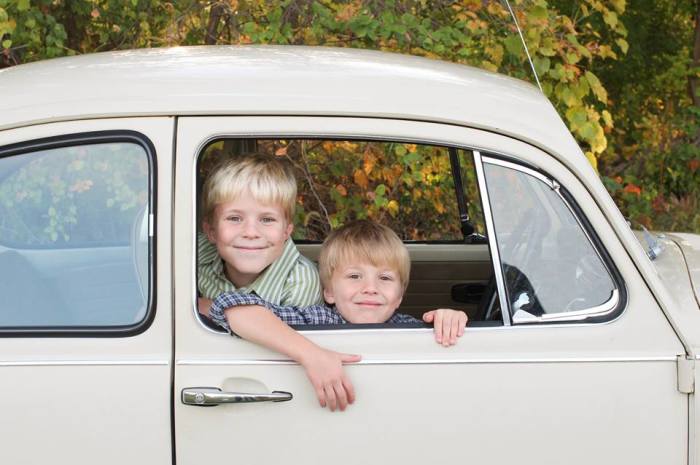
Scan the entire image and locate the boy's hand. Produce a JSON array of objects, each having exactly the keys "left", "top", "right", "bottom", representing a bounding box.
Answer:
[
  {"left": 298, "top": 347, "right": 361, "bottom": 412},
  {"left": 422, "top": 309, "right": 468, "bottom": 347}
]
